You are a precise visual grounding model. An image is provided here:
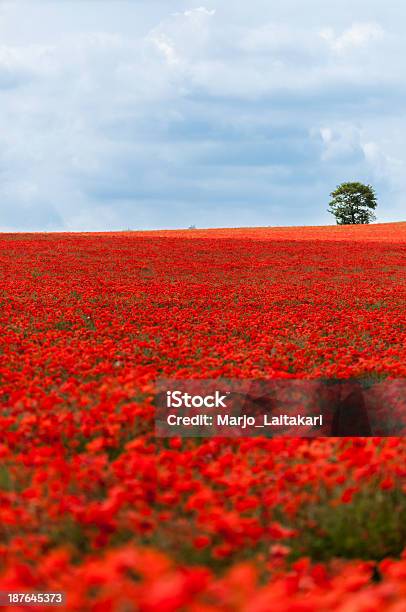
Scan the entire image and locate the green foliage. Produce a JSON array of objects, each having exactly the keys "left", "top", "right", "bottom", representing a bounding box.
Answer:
[
  {"left": 0, "top": 466, "right": 13, "bottom": 491},
  {"left": 287, "top": 482, "right": 406, "bottom": 562},
  {"left": 328, "top": 182, "right": 377, "bottom": 225}
]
